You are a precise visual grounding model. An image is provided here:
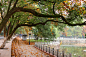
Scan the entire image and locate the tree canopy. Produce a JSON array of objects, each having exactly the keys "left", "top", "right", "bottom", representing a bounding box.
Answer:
[
  {"left": 0, "top": 0, "right": 86, "bottom": 39},
  {"left": 0, "top": 0, "right": 86, "bottom": 37},
  {"left": 0, "top": 0, "right": 86, "bottom": 33},
  {"left": 0, "top": 0, "right": 86, "bottom": 48}
]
